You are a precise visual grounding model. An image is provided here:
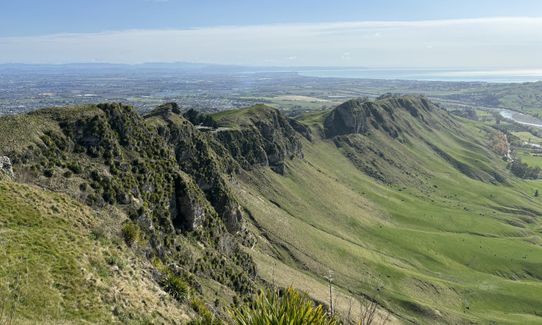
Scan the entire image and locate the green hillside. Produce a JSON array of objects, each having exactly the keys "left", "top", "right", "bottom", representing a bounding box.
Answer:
[
  {"left": 233, "top": 96, "right": 542, "bottom": 324},
  {"left": 1, "top": 96, "right": 541, "bottom": 324}
]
